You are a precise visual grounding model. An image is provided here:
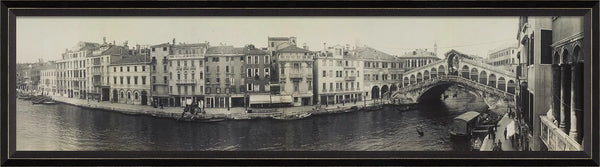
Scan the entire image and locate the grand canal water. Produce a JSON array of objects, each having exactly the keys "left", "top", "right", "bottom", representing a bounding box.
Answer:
[{"left": 17, "top": 86, "right": 489, "bottom": 151}]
